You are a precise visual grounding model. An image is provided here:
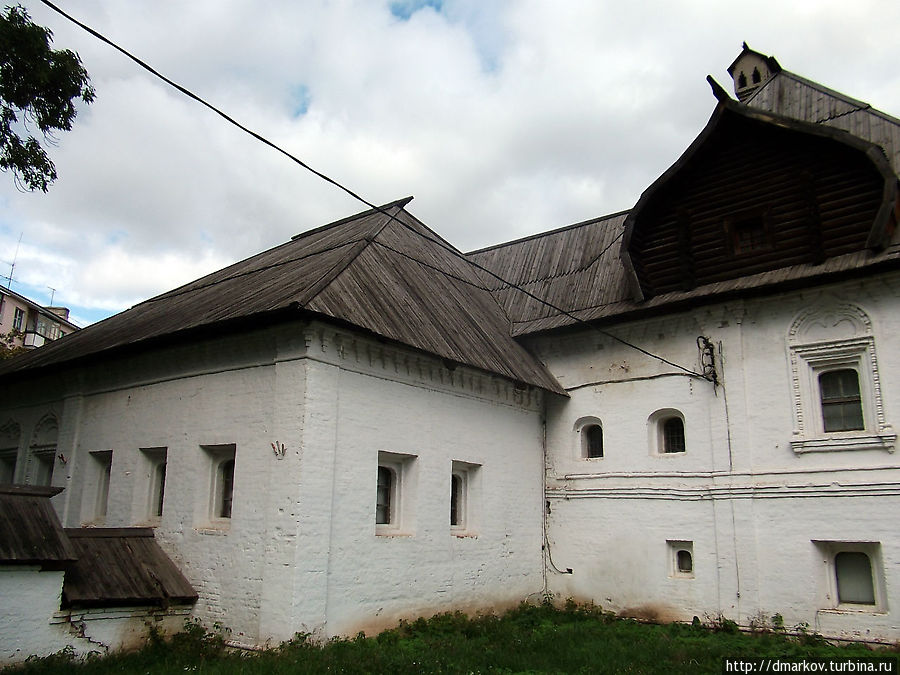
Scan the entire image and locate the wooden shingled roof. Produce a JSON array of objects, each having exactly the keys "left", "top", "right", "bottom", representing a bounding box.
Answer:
[
  {"left": 468, "top": 211, "right": 631, "bottom": 336},
  {"left": 0, "top": 198, "right": 564, "bottom": 394},
  {"left": 470, "top": 95, "right": 900, "bottom": 336},
  {"left": 0, "top": 485, "right": 76, "bottom": 567},
  {"left": 62, "top": 528, "right": 197, "bottom": 608}
]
